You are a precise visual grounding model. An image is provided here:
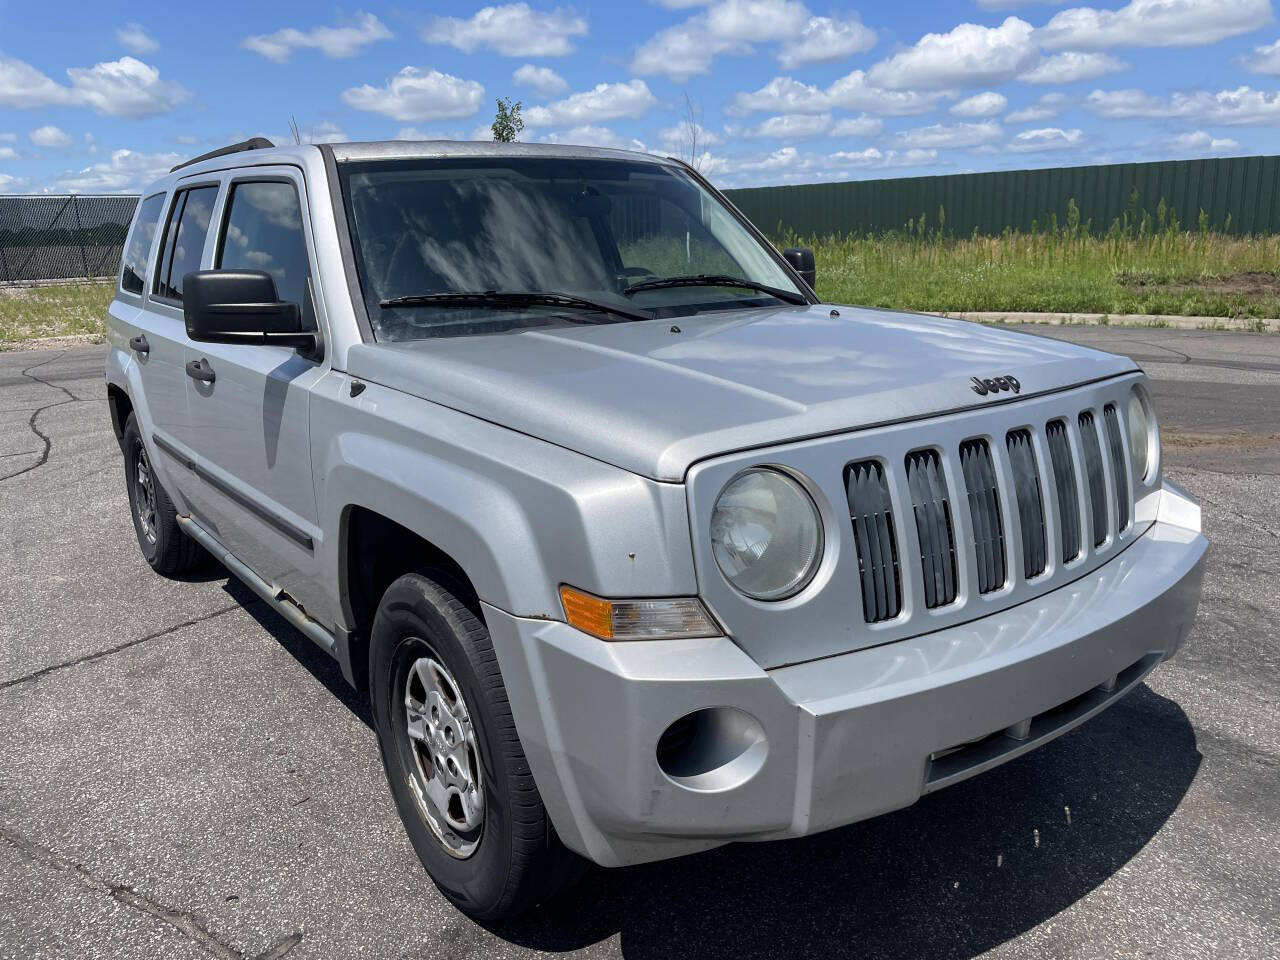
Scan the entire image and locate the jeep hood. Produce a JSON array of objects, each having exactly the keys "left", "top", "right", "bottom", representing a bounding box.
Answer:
[{"left": 346, "top": 304, "right": 1137, "bottom": 482}]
